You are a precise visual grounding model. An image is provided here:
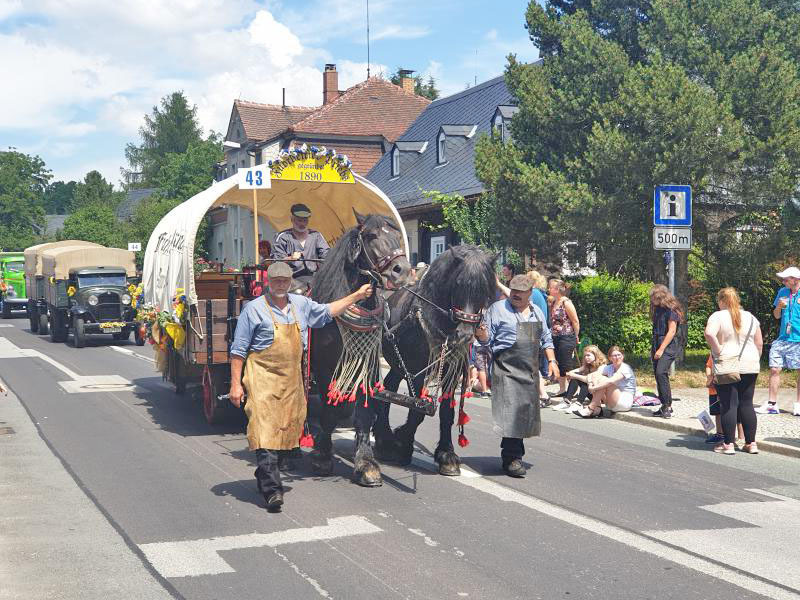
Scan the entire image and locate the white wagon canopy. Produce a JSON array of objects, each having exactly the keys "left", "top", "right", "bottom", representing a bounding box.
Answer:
[{"left": 143, "top": 151, "right": 408, "bottom": 312}]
